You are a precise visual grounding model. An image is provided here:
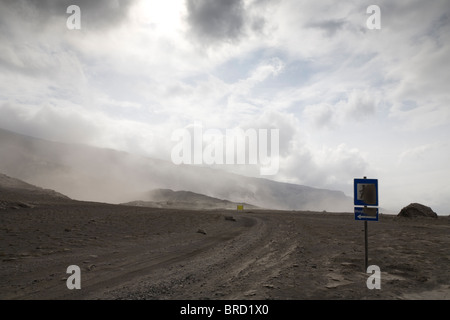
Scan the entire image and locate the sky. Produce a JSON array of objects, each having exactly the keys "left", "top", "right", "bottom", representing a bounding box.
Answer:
[{"left": 0, "top": 0, "right": 449, "bottom": 214}]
